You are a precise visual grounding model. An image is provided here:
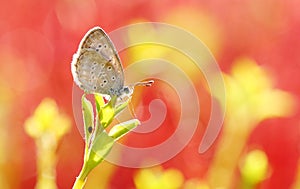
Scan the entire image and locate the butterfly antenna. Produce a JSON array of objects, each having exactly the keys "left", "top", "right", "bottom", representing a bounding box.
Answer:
[{"left": 134, "top": 80, "right": 154, "bottom": 87}]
